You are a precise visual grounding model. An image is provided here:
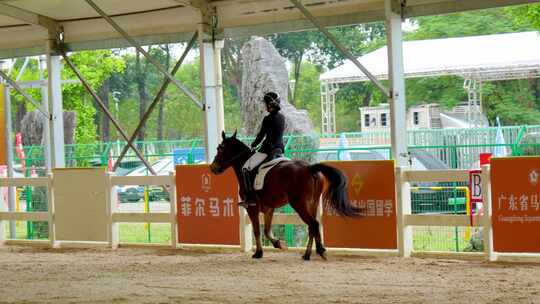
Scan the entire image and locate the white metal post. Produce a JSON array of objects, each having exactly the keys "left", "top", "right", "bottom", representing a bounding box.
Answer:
[
  {"left": 385, "top": 0, "right": 408, "bottom": 167},
  {"left": 169, "top": 171, "right": 178, "bottom": 249},
  {"left": 396, "top": 166, "right": 412, "bottom": 257},
  {"left": 46, "top": 44, "right": 65, "bottom": 168},
  {"left": 39, "top": 56, "right": 52, "bottom": 172},
  {"left": 481, "top": 164, "right": 496, "bottom": 261},
  {"left": 214, "top": 40, "right": 225, "bottom": 133},
  {"left": 46, "top": 172, "right": 57, "bottom": 248},
  {"left": 108, "top": 172, "right": 119, "bottom": 249},
  {"left": 0, "top": 202, "right": 4, "bottom": 245},
  {"left": 3, "top": 84, "right": 16, "bottom": 238},
  {"left": 199, "top": 30, "right": 225, "bottom": 161}
]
